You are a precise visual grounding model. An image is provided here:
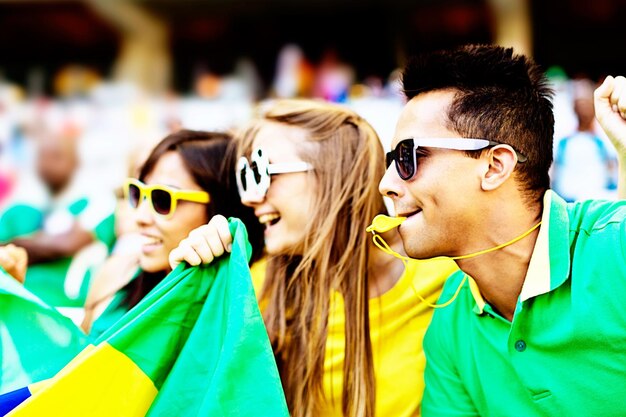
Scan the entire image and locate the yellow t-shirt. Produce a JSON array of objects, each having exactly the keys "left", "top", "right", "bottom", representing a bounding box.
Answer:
[
  {"left": 250, "top": 257, "right": 268, "bottom": 297},
  {"left": 251, "top": 256, "right": 458, "bottom": 417}
]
